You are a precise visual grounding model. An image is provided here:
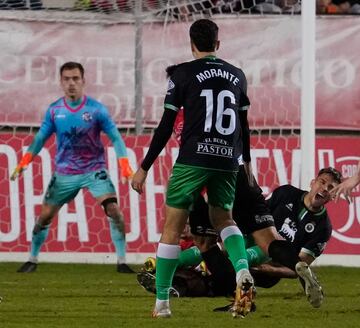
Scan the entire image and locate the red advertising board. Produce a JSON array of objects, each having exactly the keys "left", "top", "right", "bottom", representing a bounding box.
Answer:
[{"left": 0, "top": 134, "right": 359, "bottom": 262}]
